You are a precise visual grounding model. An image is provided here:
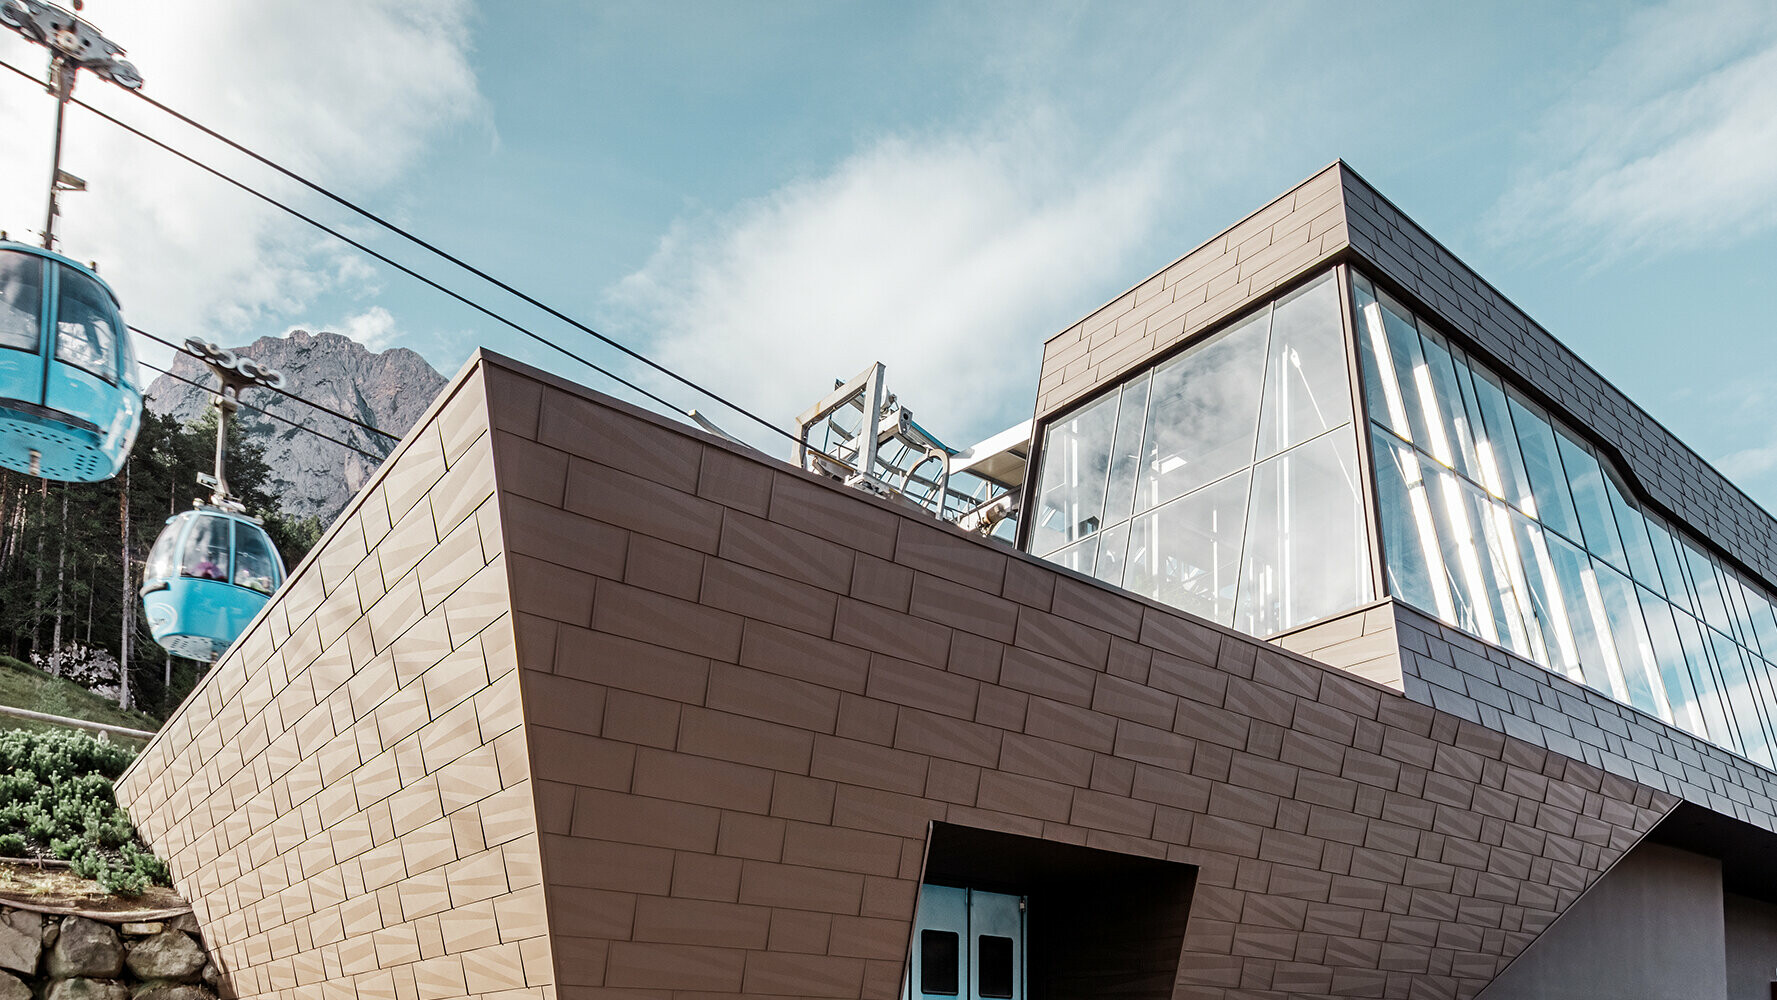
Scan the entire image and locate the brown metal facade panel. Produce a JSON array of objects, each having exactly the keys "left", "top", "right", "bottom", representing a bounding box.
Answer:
[
  {"left": 480, "top": 356, "right": 1682, "bottom": 1000},
  {"left": 116, "top": 363, "right": 553, "bottom": 1000}
]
